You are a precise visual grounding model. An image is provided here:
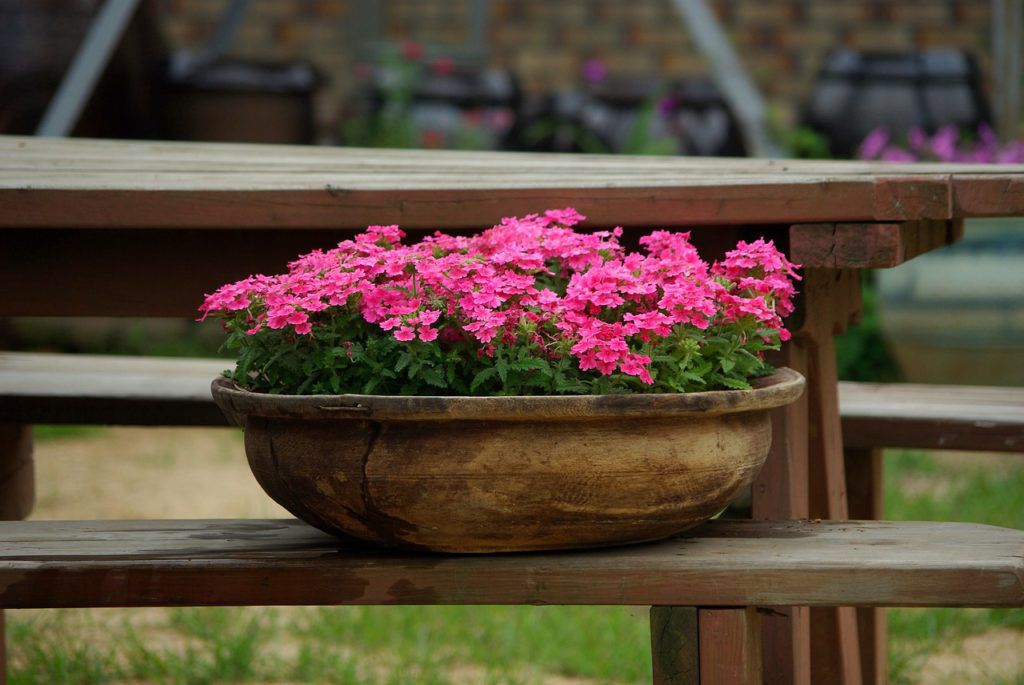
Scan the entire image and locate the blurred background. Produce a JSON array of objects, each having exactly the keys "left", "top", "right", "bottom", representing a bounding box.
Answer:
[
  {"left": 3, "top": 2, "right": 1023, "bottom": 684},
  {"left": 2, "top": 0, "right": 1023, "bottom": 386}
]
